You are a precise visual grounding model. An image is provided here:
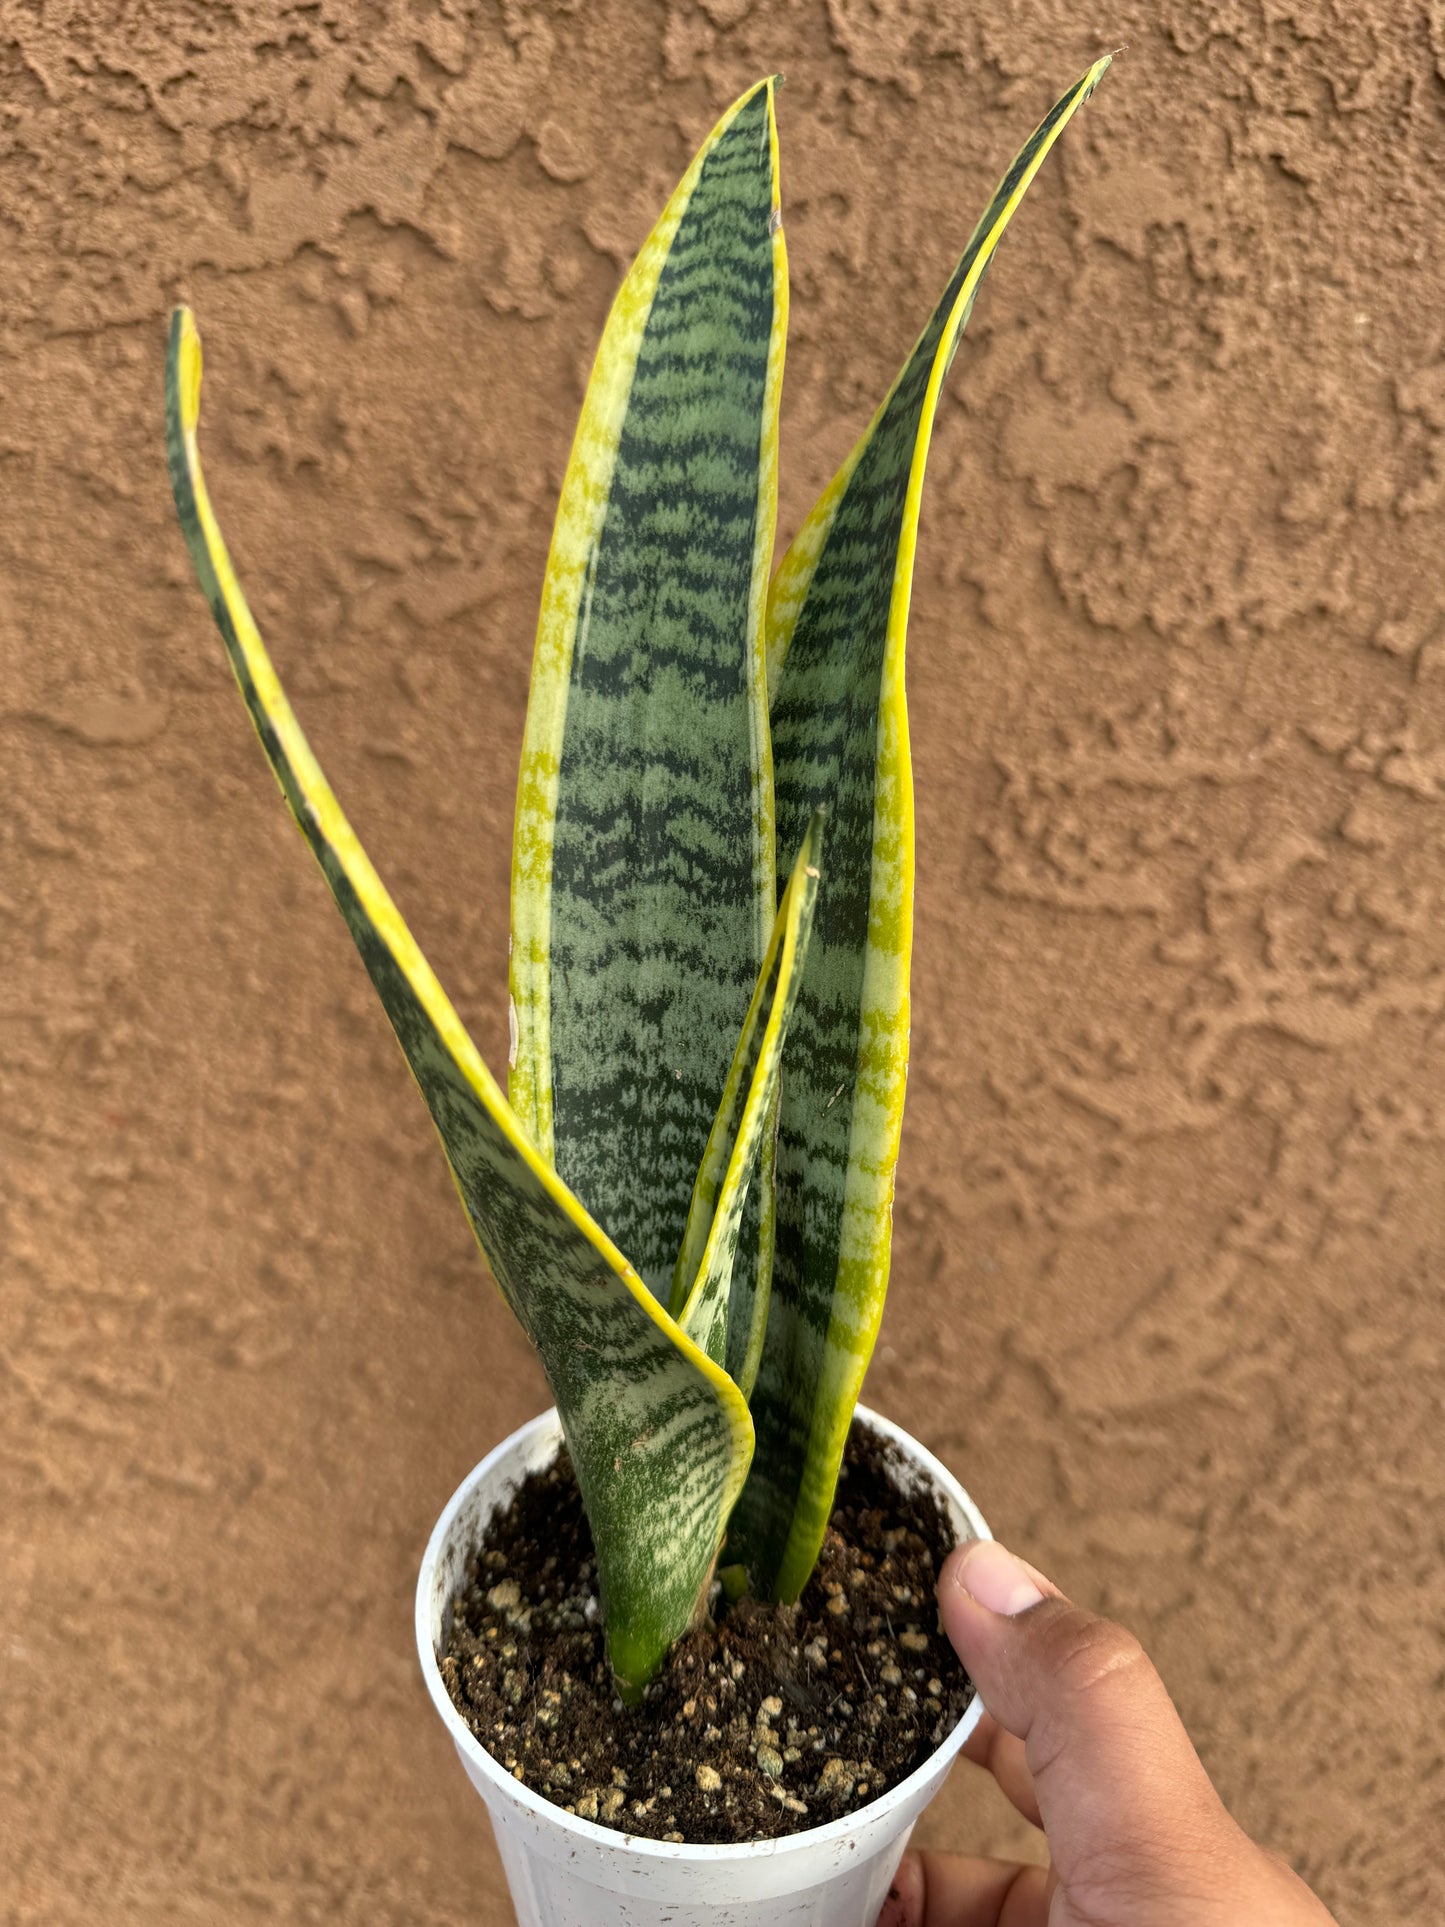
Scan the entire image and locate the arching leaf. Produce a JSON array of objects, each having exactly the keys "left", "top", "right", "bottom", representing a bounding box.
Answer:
[
  {"left": 731, "top": 59, "right": 1111, "bottom": 1599},
  {"left": 166, "top": 307, "right": 752, "bottom": 1698}
]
